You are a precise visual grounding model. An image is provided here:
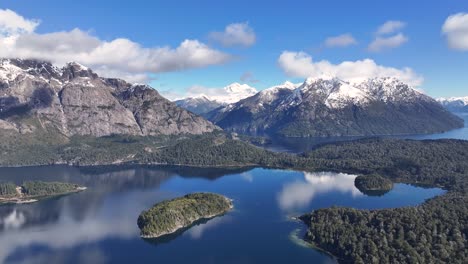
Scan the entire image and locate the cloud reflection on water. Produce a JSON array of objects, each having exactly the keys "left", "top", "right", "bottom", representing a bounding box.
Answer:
[
  {"left": 186, "top": 215, "right": 233, "bottom": 240},
  {"left": 278, "top": 171, "right": 361, "bottom": 211}
]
